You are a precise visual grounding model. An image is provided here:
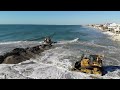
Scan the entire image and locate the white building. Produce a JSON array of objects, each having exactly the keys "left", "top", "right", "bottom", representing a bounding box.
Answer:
[
  {"left": 114, "top": 27, "right": 120, "bottom": 34},
  {"left": 107, "top": 23, "right": 120, "bottom": 34},
  {"left": 108, "top": 23, "right": 117, "bottom": 29}
]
